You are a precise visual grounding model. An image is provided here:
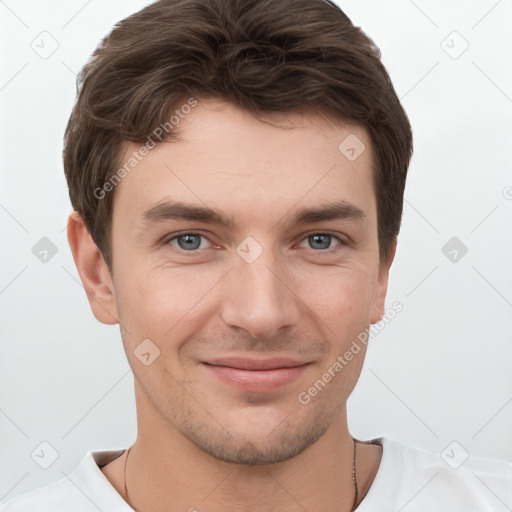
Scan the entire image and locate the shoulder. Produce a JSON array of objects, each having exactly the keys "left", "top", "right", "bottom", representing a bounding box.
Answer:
[
  {"left": 361, "top": 437, "right": 512, "bottom": 511},
  {"left": 0, "top": 478, "right": 92, "bottom": 512},
  {"left": 0, "top": 449, "right": 129, "bottom": 512}
]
